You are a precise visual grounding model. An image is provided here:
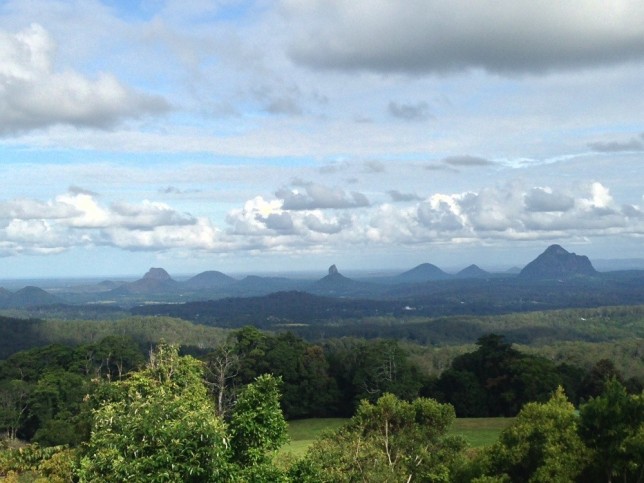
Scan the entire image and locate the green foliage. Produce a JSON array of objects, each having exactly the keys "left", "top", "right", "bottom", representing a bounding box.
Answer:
[
  {"left": 78, "top": 343, "right": 230, "bottom": 482},
  {"left": 292, "top": 393, "right": 466, "bottom": 482},
  {"left": 0, "top": 379, "right": 31, "bottom": 440},
  {"left": 580, "top": 358, "right": 624, "bottom": 399},
  {"left": 438, "top": 334, "right": 562, "bottom": 416},
  {"left": 324, "top": 338, "right": 427, "bottom": 415},
  {"left": 479, "top": 387, "right": 588, "bottom": 482},
  {"left": 0, "top": 336, "right": 147, "bottom": 443},
  {"left": 0, "top": 444, "right": 77, "bottom": 482},
  {"left": 578, "top": 379, "right": 644, "bottom": 482},
  {"left": 29, "top": 370, "right": 88, "bottom": 446},
  {"left": 232, "top": 328, "right": 341, "bottom": 418},
  {"left": 229, "top": 374, "right": 289, "bottom": 467}
]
